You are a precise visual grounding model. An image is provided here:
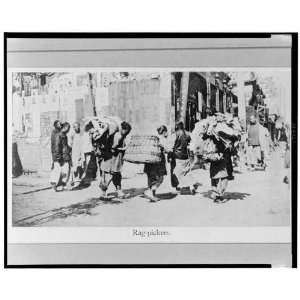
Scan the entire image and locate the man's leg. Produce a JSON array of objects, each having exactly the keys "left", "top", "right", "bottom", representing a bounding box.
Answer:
[
  {"left": 254, "top": 146, "right": 261, "bottom": 166},
  {"left": 72, "top": 166, "right": 82, "bottom": 188},
  {"left": 112, "top": 172, "right": 126, "bottom": 198},
  {"left": 211, "top": 178, "right": 219, "bottom": 200},
  {"left": 220, "top": 178, "right": 228, "bottom": 197},
  {"left": 153, "top": 175, "right": 164, "bottom": 195},
  {"left": 173, "top": 159, "right": 189, "bottom": 191},
  {"left": 224, "top": 151, "right": 234, "bottom": 180},
  {"left": 247, "top": 146, "right": 255, "bottom": 170},
  {"left": 279, "top": 141, "right": 286, "bottom": 157},
  {"left": 144, "top": 173, "right": 160, "bottom": 202},
  {"left": 81, "top": 153, "right": 91, "bottom": 183},
  {"left": 50, "top": 162, "right": 61, "bottom": 191},
  {"left": 60, "top": 162, "right": 71, "bottom": 188},
  {"left": 99, "top": 171, "right": 112, "bottom": 198}
]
